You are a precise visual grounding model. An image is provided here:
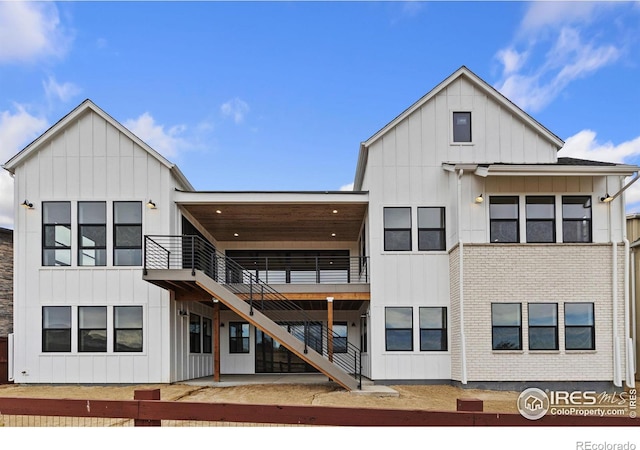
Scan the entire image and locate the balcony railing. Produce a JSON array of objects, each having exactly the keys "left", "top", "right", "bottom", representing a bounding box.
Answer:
[{"left": 227, "top": 256, "right": 368, "bottom": 285}]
